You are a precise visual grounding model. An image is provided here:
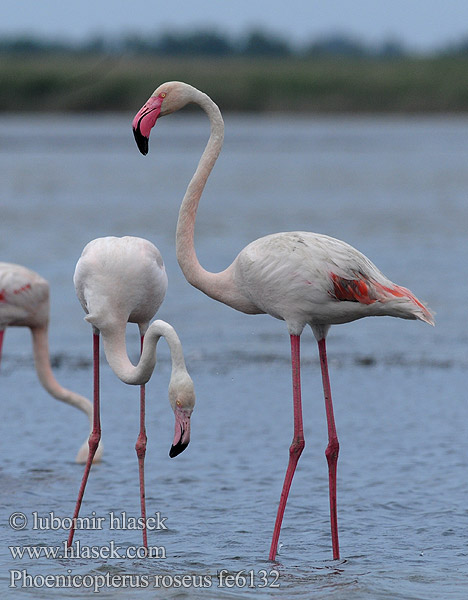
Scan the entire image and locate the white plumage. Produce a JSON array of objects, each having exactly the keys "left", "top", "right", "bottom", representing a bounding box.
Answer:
[
  {"left": 232, "top": 231, "right": 433, "bottom": 335},
  {"left": 74, "top": 236, "right": 167, "bottom": 338}
]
